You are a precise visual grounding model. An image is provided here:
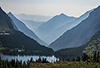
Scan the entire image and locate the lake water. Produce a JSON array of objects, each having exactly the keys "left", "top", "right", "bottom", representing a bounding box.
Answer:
[{"left": 1, "top": 54, "right": 59, "bottom": 63}]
